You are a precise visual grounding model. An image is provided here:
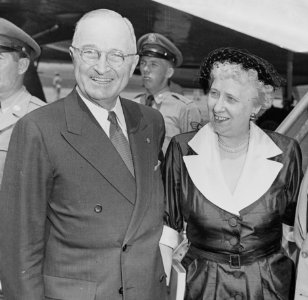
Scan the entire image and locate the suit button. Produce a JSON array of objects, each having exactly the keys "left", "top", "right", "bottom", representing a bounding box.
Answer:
[
  {"left": 228, "top": 217, "right": 238, "bottom": 227},
  {"left": 119, "top": 287, "right": 123, "bottom": 294},
  {"left": 94, "top": 204, "right": 103, "bottom": 213},
  {"left": 159, "top": 274, "right": 165, "bottom": 282},
  {"left": 230, "top": 237, "right": 239, "bottom": 246},
  {"left": 122, "top": 244, "right": 127, "bottom": 251}
]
